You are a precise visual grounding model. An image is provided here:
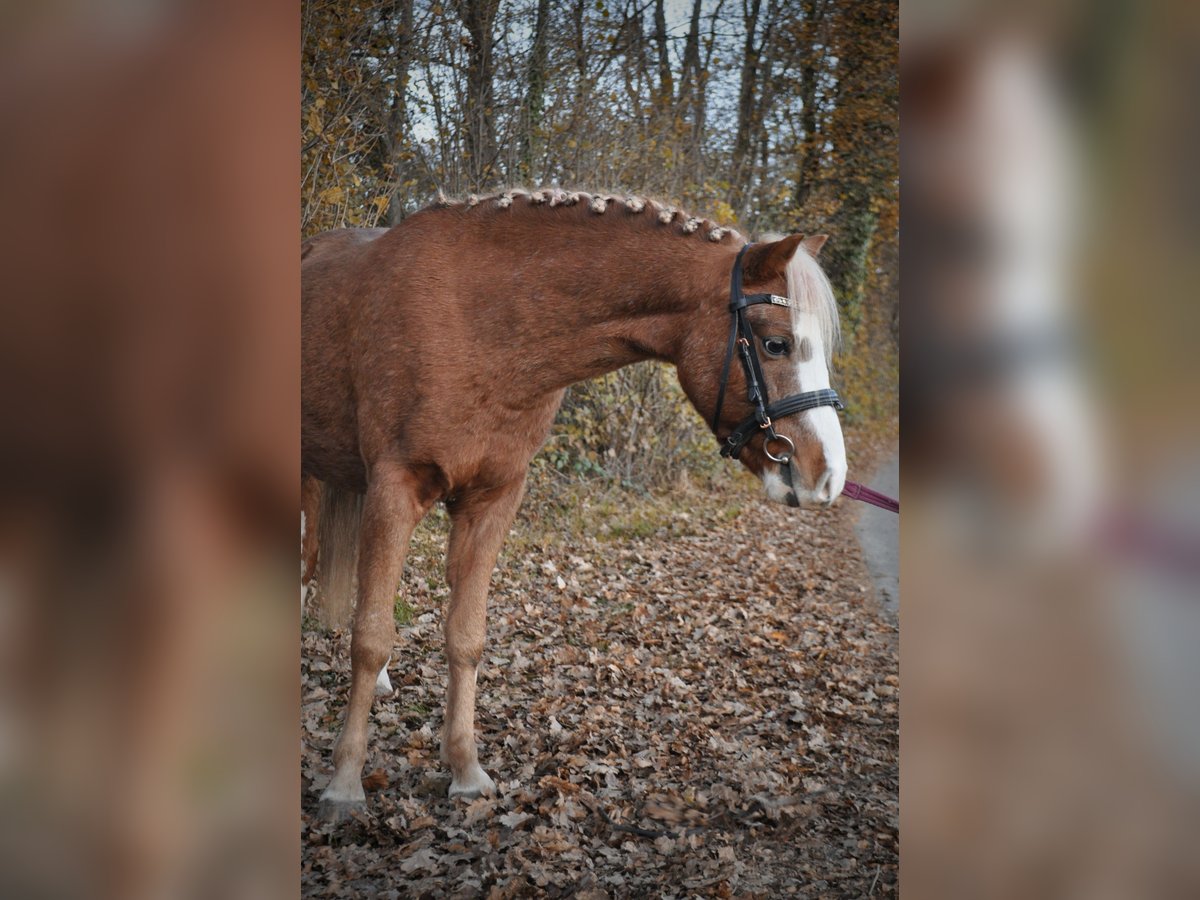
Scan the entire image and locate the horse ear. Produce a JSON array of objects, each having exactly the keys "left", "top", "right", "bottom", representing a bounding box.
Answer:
[
  {"left": 801, "top": 234, "right": 828, "bottom": 256},
  {"left": 742, "top": 233, "right": 806, "bottom": 282}
]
